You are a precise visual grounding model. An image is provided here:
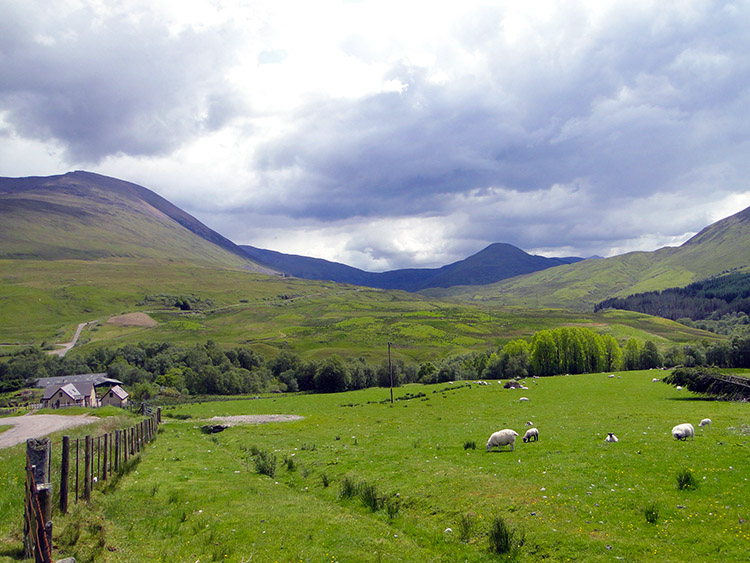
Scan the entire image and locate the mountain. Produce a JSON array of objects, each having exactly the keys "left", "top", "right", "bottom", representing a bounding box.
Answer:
[
  {"left": 430, "top": 206, "right": 750, "bottom": 311},
  {"left": 0, "top": 171, "right": 271, "bottom": 270},
  {"left": 241, "top": 242, "right": 583, "bottom": 292}
]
